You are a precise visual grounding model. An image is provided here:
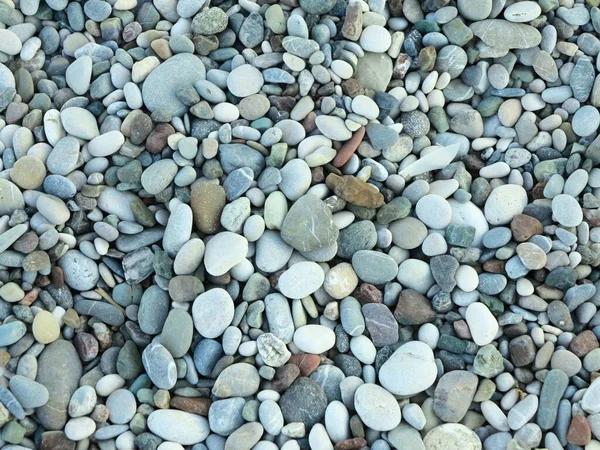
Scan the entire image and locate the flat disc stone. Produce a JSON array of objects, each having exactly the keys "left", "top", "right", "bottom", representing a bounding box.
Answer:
[{"left": 142, "top": 53, "right": 206, "bottom": 117}]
